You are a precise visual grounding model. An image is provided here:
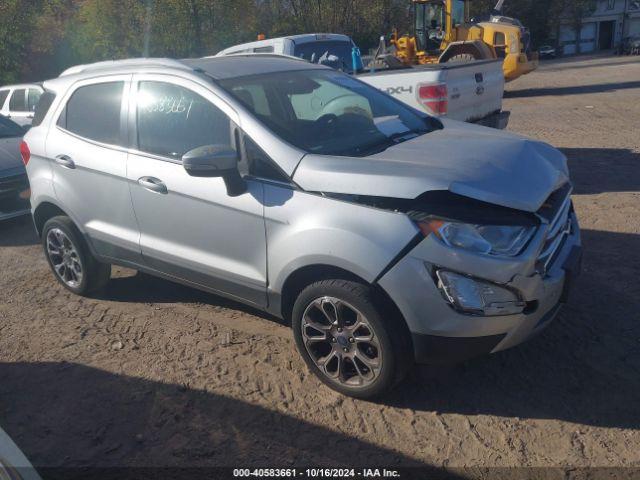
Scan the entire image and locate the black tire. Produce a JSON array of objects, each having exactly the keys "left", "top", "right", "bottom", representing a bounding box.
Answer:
[
  {"left": 292, "top": 279, "right": 412, "bottom": 399},
  {"left": 42, "top": 216, "right": 111, "bottom": 296},
  {"left": 447, "top": 53, "right": 478, "bottom": 62}
]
